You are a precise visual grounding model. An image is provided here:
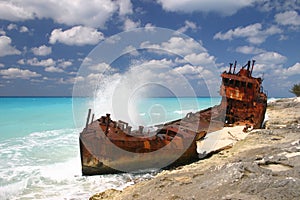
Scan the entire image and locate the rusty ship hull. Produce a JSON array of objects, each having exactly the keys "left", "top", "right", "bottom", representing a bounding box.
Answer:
[
  {"left": 80, "top": 105, "right": 225, "bottom": 175},
  {"left": 79, "top": 60, "right": 267, "bottom": 175}
]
